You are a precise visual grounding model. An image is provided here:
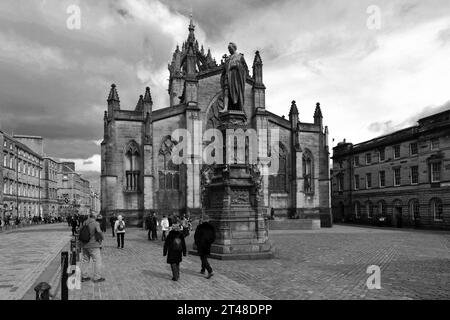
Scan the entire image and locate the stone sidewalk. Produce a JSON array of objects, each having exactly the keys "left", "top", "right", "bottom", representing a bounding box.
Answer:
[
  {"left": 68, "top": 228, "right": 269, "bottom": 300},
  {"left": 0, "top": 223, "right": 71, "bottom": 300}
]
